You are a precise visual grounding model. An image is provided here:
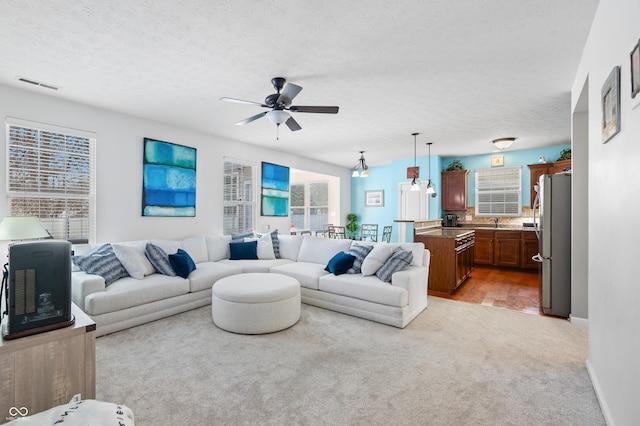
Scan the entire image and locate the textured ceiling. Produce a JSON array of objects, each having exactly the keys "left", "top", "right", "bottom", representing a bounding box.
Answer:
[{"left": 0, "top": 0, "right": 599, "bottom": 168}]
